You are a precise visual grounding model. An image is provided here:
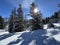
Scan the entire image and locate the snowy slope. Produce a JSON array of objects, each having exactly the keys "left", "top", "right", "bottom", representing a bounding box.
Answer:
[
  {"left": 0, "top": 23, "right": 60, "bottom": 45},
  {"left": 44, "top": 23, "right": 60, "bottom": 45},
  {"left": 0, "top": 30, "right": 47, "bottom": 45}
]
